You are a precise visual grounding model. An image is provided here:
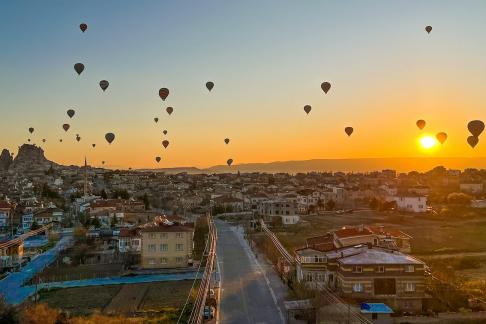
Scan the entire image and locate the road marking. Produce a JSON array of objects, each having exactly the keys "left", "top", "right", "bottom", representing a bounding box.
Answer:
[{"left": 230, "top": 225, "right": 285, "bottom": 323}]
